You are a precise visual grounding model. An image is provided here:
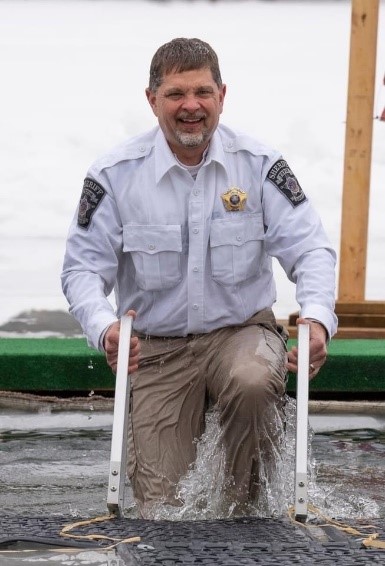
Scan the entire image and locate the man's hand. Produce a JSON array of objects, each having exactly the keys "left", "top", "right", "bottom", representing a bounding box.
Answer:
[
  {"left": 103, "top": 310, "right": 141, "bottom": 374},
  {"left": 286, "top": 317, "right": 328, "bottom": 379}
]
